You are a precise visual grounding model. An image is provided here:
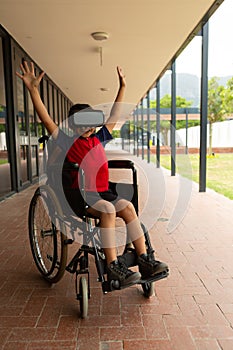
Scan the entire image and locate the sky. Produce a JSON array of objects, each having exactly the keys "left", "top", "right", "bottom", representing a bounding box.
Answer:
[{"left": 176, "top": 0, "right": 233, "bottom": 78}]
